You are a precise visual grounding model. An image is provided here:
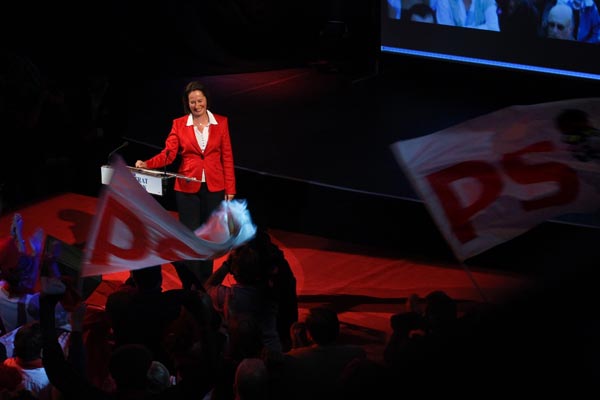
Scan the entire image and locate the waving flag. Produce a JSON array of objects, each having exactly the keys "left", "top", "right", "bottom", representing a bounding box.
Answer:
[
  {"left": 391, "top": 98, "right": 600, "bottom": 262},
  {"left": 81, "top": 155, "right": 256, "bottom": 277}
]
